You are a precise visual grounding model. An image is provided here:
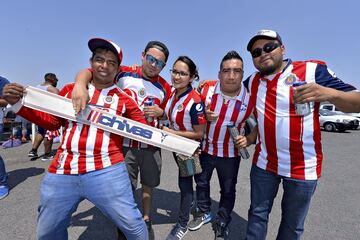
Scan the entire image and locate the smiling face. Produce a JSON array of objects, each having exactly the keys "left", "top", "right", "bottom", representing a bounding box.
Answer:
[
  {"left": 141, "top": 47, "right": 166, "bottom": 79},
  {"left": 90, "top": 48, "right": 119, "bottom": 88},
  {"left": 251, "top": 39, "right": 285, "bottom": 76},
  {"left": 171, "top": 60, "right": 193, "bottom": 92},
  {"left": 218, "top": 58, "right": 244, "bottom": 97}
]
